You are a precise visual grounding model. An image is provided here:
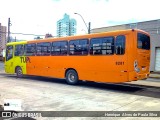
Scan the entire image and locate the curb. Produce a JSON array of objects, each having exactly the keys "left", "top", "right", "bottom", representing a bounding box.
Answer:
[
  {"left": 149, "top": 74, "right": 160, "bottom": 79},
  {"left": 149, "top": 76, "right": 160, "bottom": 79}
]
